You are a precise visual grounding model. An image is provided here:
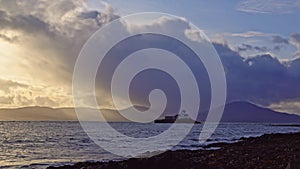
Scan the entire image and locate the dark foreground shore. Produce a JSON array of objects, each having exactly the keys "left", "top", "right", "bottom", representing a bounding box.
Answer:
[{"left": 48, "top": 132, "right": 300, "bottom": 169}]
